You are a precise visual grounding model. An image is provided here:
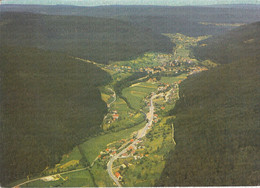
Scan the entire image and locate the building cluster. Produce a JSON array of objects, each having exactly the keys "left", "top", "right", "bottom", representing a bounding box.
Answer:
[
  {"left": 104, "top": 54, "right": 202, "bottom": 76},
  {"left": 189, "top": 66, "right": 208, "bottom": 75},
  {"left": 112, "top": 111, "right": 119, "bottom": 121}
]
